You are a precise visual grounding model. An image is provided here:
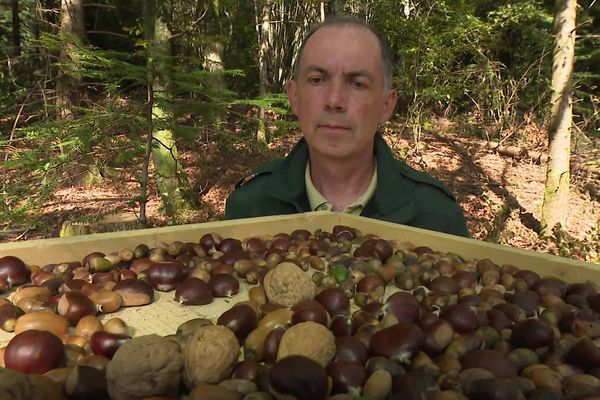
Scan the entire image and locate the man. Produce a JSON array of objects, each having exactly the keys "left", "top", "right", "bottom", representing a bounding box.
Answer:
[{"left": 225, "top": 16, "right": 469, "bottom": 237}]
